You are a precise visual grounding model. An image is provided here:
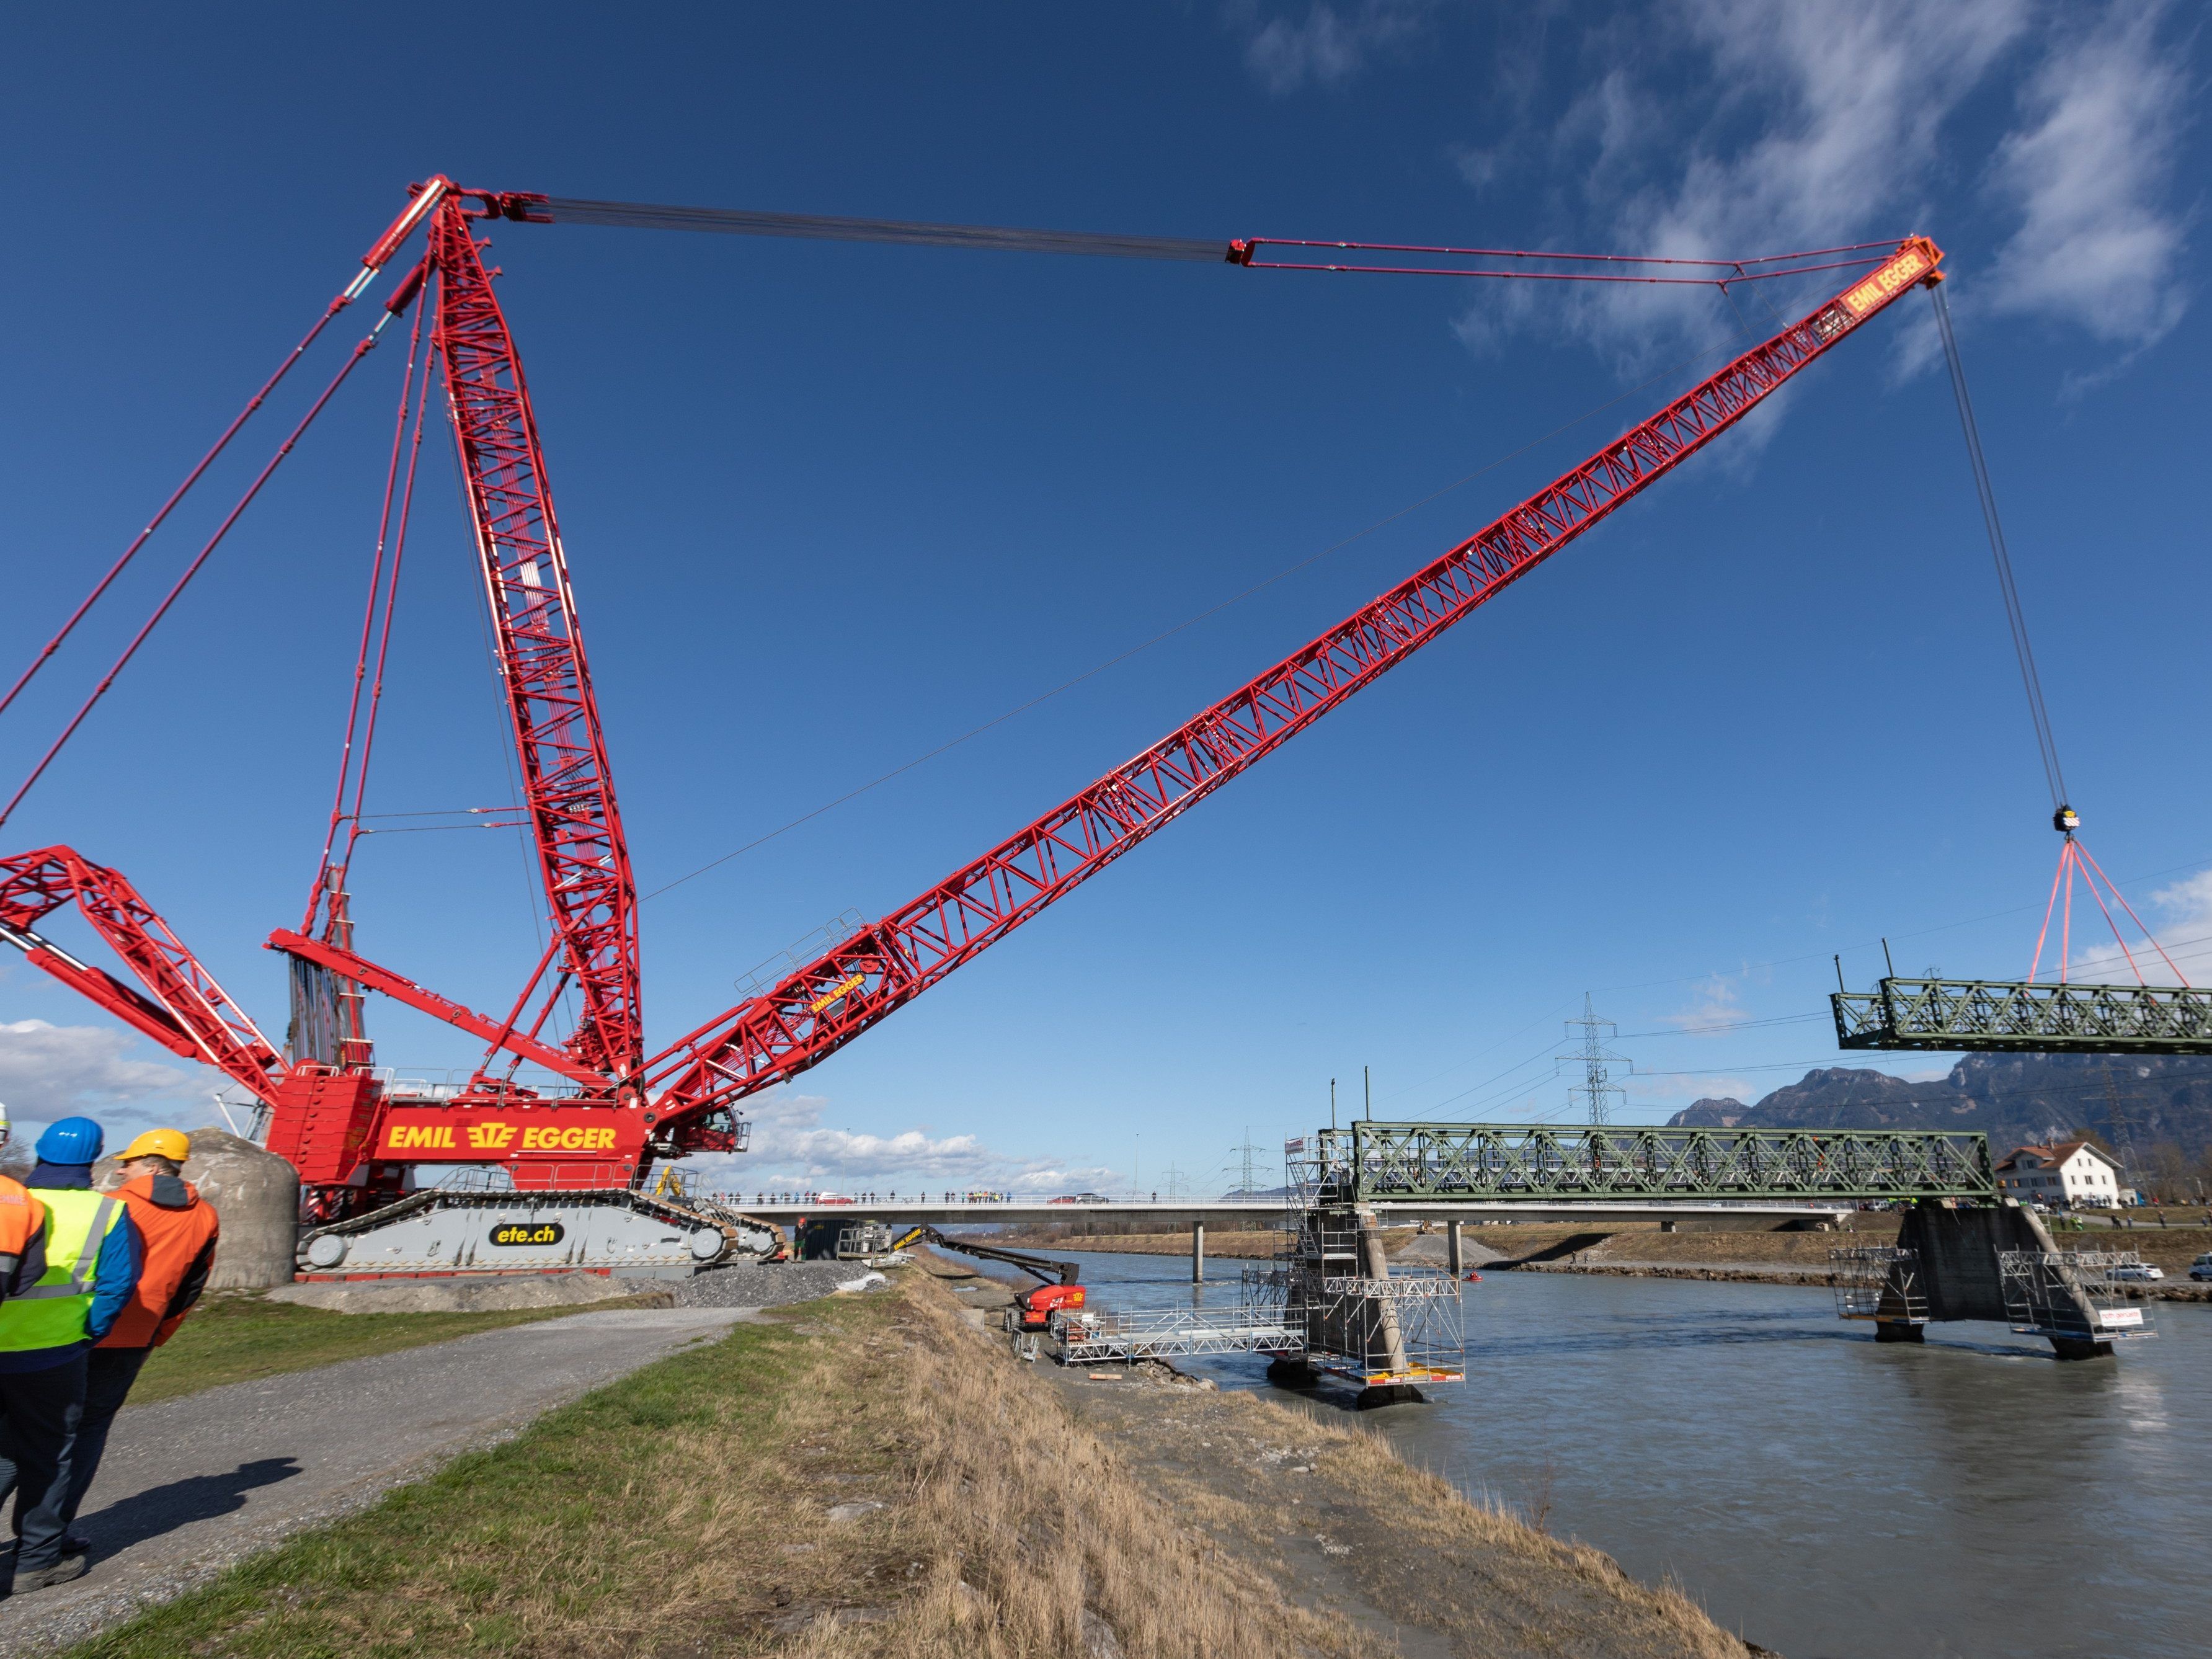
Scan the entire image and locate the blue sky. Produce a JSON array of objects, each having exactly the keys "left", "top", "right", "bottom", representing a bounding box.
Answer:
[{"left": 1, "top": 2, "right": 2203, "bottom": 1194}]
